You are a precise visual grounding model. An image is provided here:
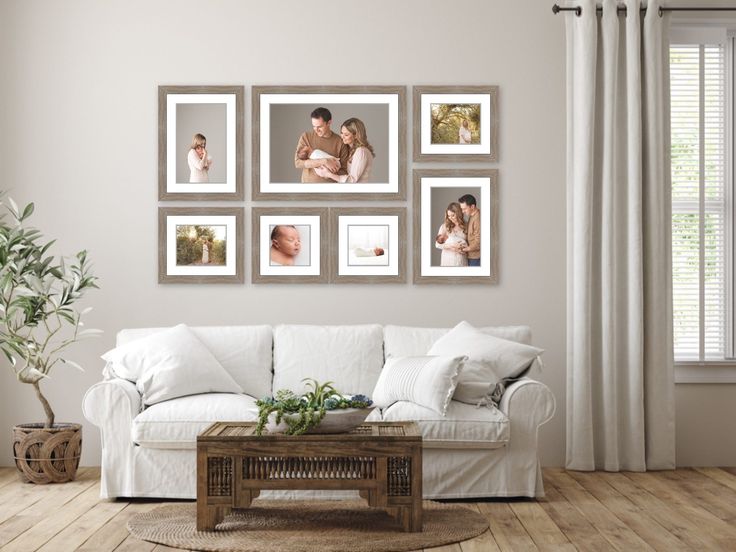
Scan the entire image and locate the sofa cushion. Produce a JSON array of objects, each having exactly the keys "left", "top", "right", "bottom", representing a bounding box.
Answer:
[
  {"left": 272, "top": 324, "right": 384, "bottom": 396},
  {"left": 132, "top": 393, "right": 259, "bottom": 449},
  {"left": 428, "top": 321, "right": 544, "bottom": 405},
  {"left": 372, "top": 355, "right": 465, "bottom": 415},
  {"left": 115, "top": 325, "right": 273, "bottom": 399},
  {"left": 383, "top": 324, "right": 532, "bottom": 359},
  {"left": 381, "top": 400, "right": 509, "bottom": 449}
]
